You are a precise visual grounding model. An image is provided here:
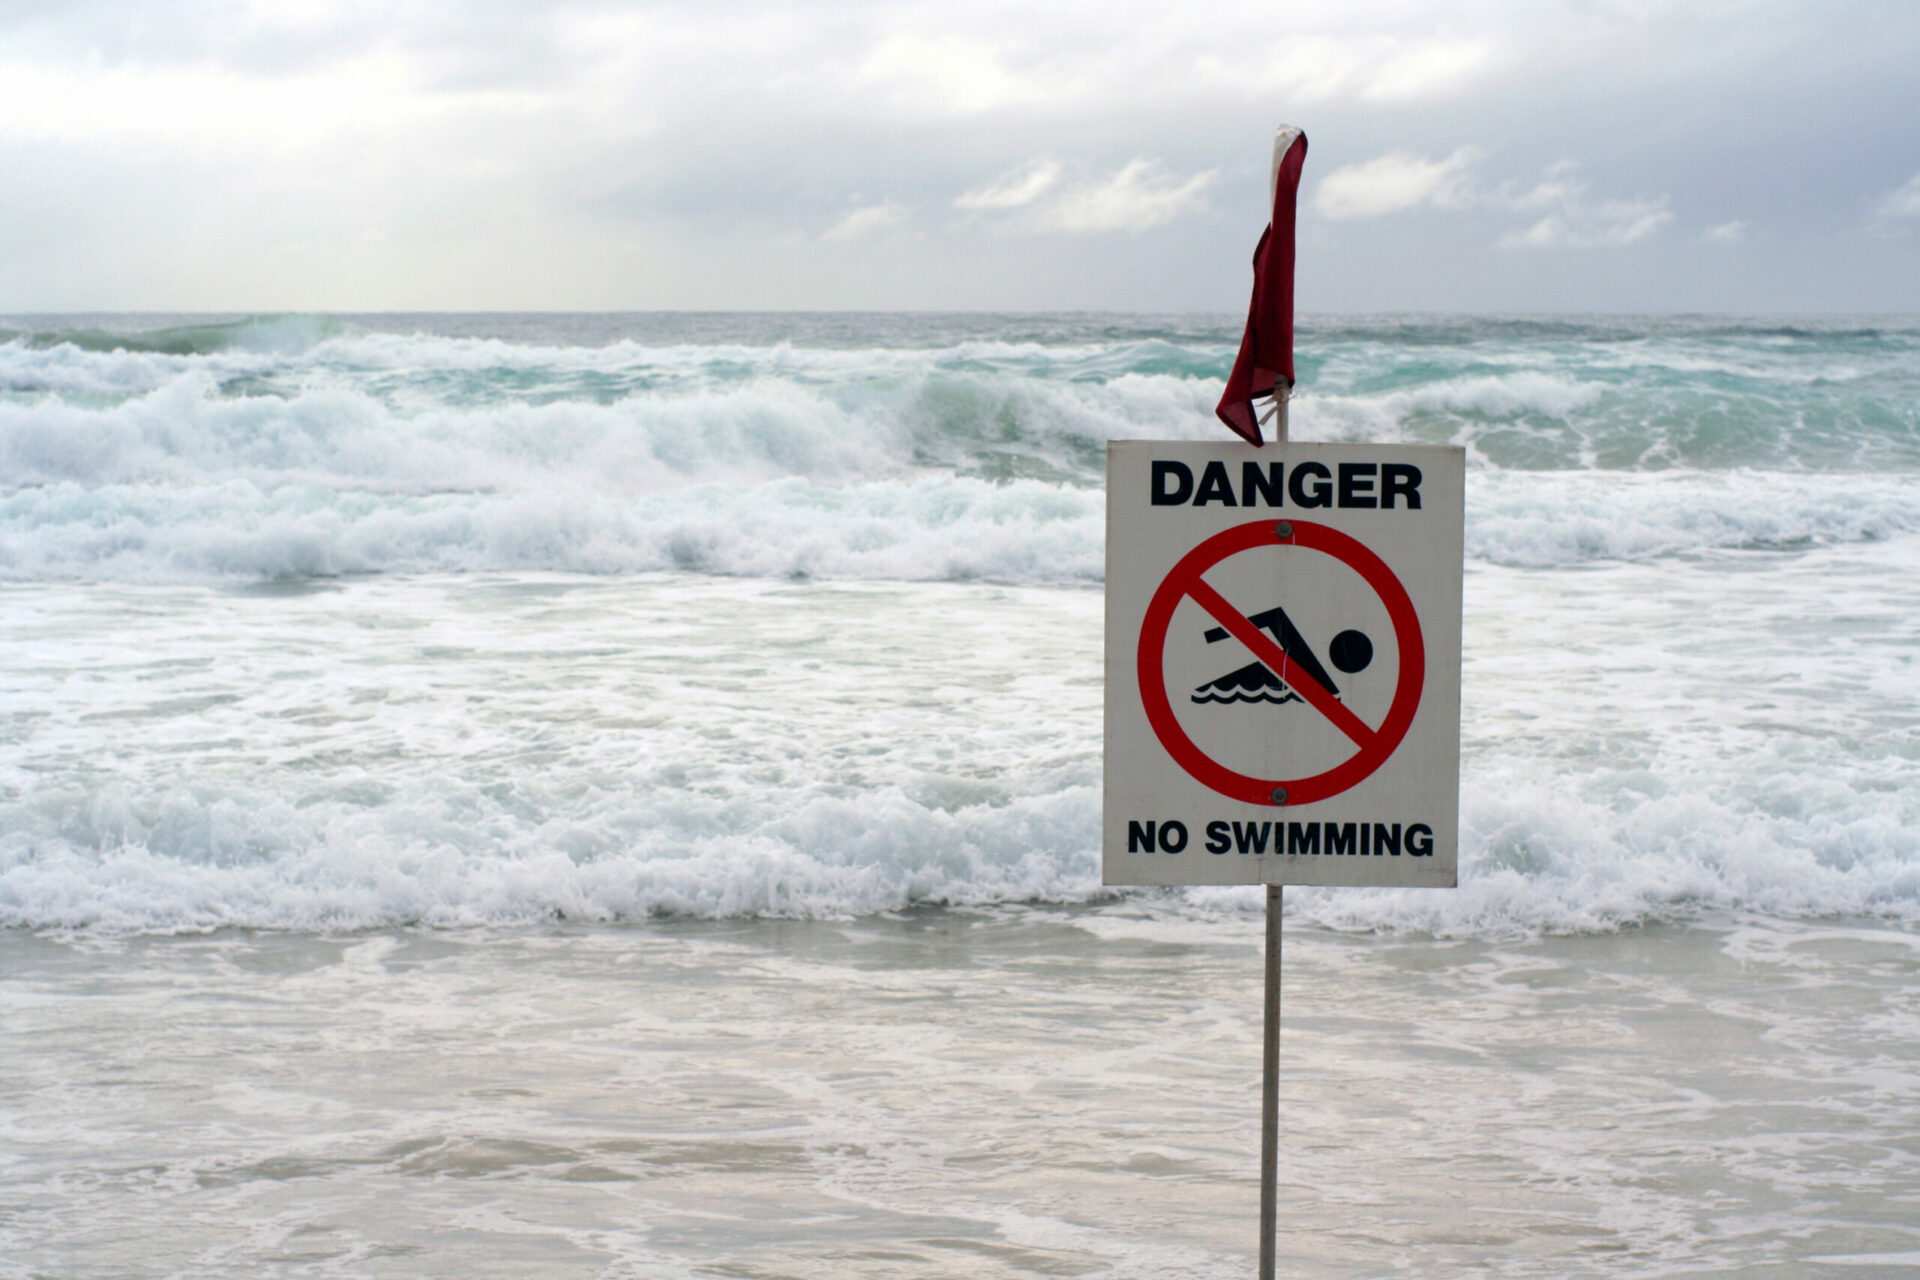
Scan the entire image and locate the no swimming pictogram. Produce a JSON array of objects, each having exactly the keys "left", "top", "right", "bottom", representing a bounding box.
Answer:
[{"left": 1137, "top": 520, "right": 1424, "bottom": 807}]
